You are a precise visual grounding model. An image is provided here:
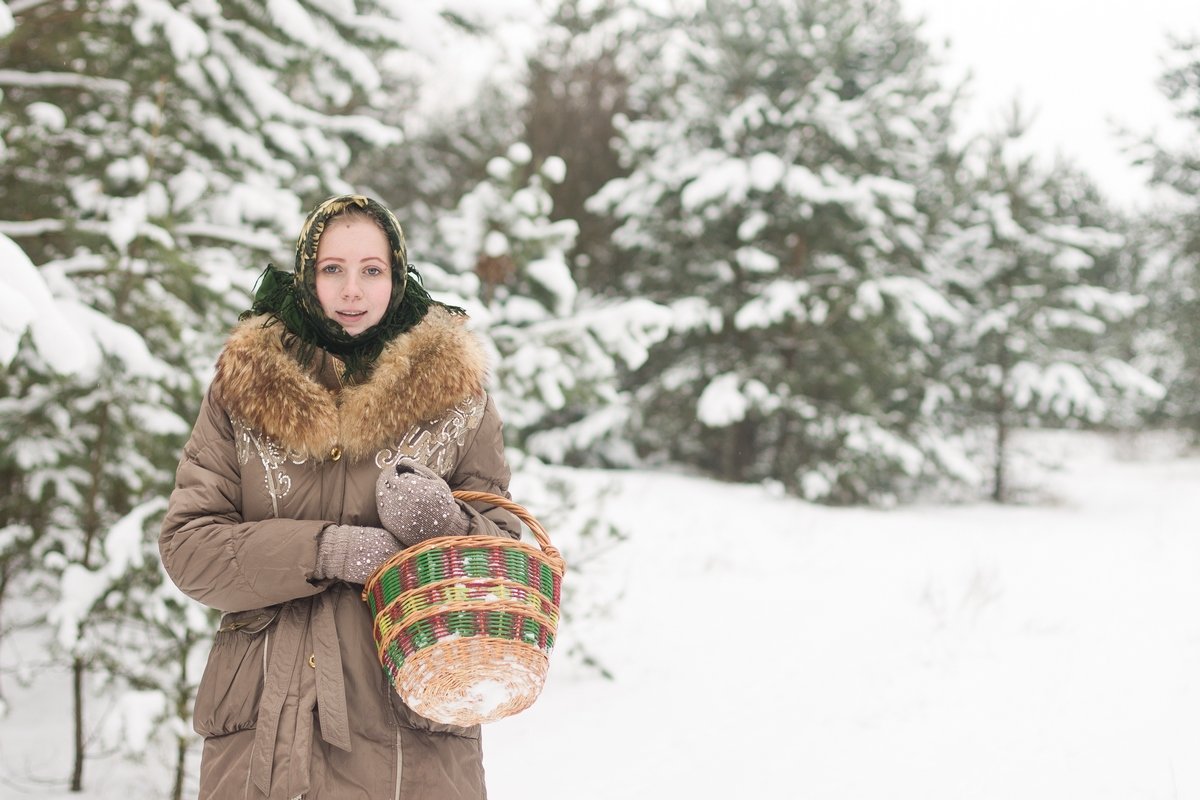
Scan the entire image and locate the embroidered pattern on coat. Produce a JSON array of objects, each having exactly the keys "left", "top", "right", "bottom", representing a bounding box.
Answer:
[
  {"left": 376, "top": 394, "right": 486, "bottom": 477},
  {"left": 231, "top": 416, "right": 309, "bottom": 517}
]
